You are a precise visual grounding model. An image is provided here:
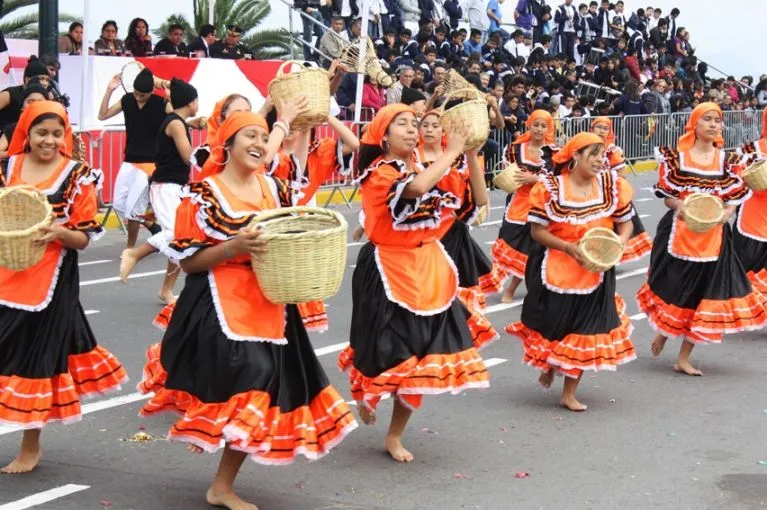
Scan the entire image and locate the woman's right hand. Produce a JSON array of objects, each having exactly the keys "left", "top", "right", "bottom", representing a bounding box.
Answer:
[
  {"left": 515, "top": 171, "right": 539, "bottom": 186},
  {"left": 445, "top": 119, "right": 470, "bottom": 155},
  {"left": 277, "top": 96, "right": 309, "bottom": 126},
  {"left": 108, "top": 74, "right": 121, "bottom": 91},
  {"left": 564, "top": 242, "right": 586, "bottom": 266},
  {"left": 229, "top": 228, "right": 267, "bottom": 257}
]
